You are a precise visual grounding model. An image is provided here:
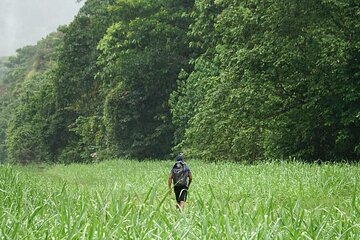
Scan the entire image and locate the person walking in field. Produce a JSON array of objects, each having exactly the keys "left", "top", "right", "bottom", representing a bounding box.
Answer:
[{"left": 168, "top": 154, "right": 192, "bottom": 210}]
